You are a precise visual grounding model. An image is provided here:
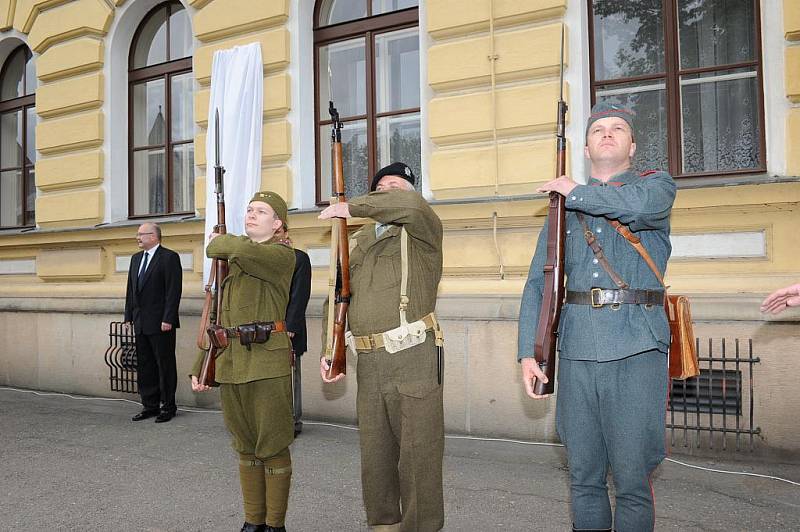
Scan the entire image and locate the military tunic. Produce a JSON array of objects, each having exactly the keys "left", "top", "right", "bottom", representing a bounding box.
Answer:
[
  {"left": 517, "top": 169, "right": 676, "bottom": 532},
  {"left": 192, "top": 234, "right": 295, "bottom": 458},
  {"left": 326, "top": 189, "right": 444, "bottom": 532}
]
